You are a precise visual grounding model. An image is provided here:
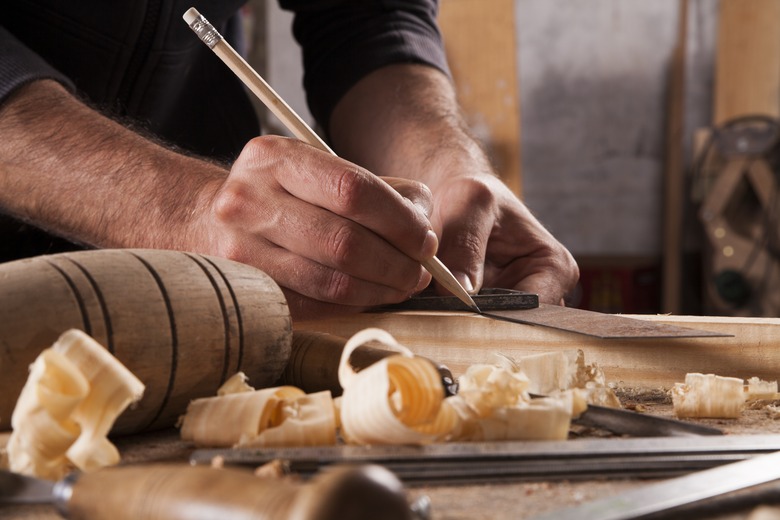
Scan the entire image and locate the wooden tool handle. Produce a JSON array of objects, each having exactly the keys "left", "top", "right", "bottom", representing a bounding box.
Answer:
[
  {"left": 0, "top": 249, "right": 291, "bottom": 433},
  {"left": 66, "top": 464, "right": 411, "bottom": 520},
  {"left": 281, "top": 331, "right": 399, "bottom": 395}
]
